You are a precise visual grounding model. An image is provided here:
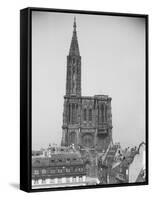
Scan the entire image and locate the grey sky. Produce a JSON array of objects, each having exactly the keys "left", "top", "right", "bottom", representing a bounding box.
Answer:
[{"left": 32, "top": 11, "right": 145, "bottom": 150}]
